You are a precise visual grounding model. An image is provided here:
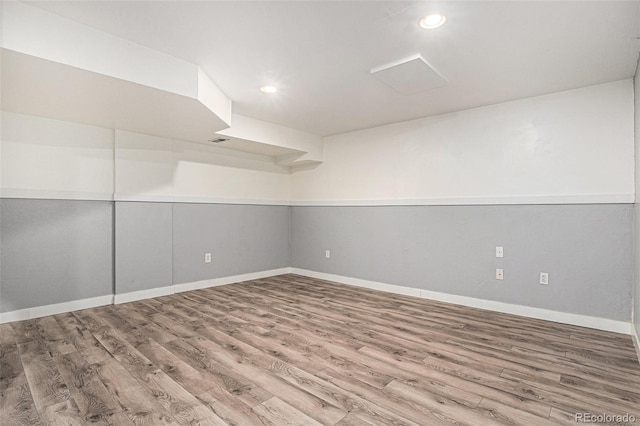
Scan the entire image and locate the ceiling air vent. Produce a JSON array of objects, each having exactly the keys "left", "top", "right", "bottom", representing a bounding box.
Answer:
[
  {"left": 370, "top": 54, "right": 447, "bottom": 95},
  {"left": 208, "top": 137, "right": 229, "bottom": 144}
]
